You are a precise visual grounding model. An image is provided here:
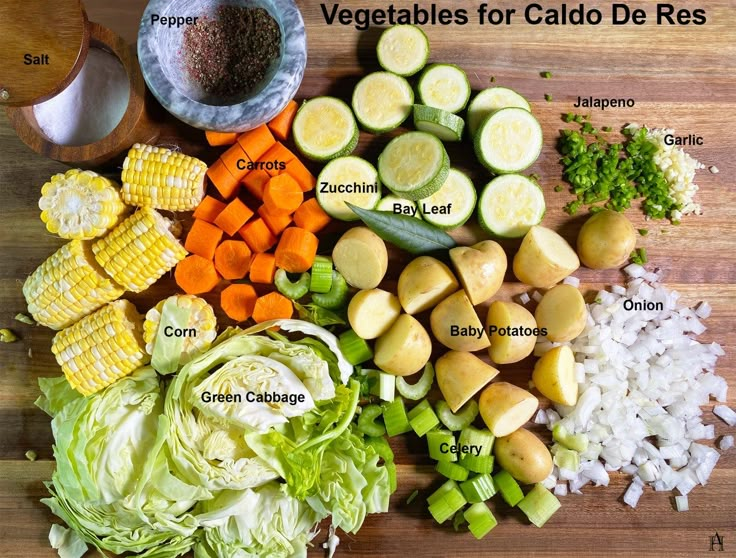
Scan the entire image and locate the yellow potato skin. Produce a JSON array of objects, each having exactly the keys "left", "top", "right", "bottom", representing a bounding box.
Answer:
[
  {"left": 577, "top": 210, "right": 637, "bottom": 270},
  {"left": 535, "top": 284, "right": 587, "bottom": 342},
  {"left": 449, "top": 240, "right": 507, "bottom": 305},
  {"left": 479, "top": 381, "right": 538, "bottom": 437},
  {"left": 486, "top": 301, "right": 537, "bottom": 364},
  {"left": 436, "top": 351, "right": 500, "bottom": 412},
  {"left": 398, "top": 256, "right": 459, "bottom": 314},
  {"left": 431, "top": 291, "right": 490, "bottom": 351},
  {"left": 494, "top": 428, "right": 553, "bottom": 484},
  {"left": 374, "top": 314, "right": 432, "bottom": 376},
  {"left": 513, "top": 225, "right": 580, "bottom": 288}
]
